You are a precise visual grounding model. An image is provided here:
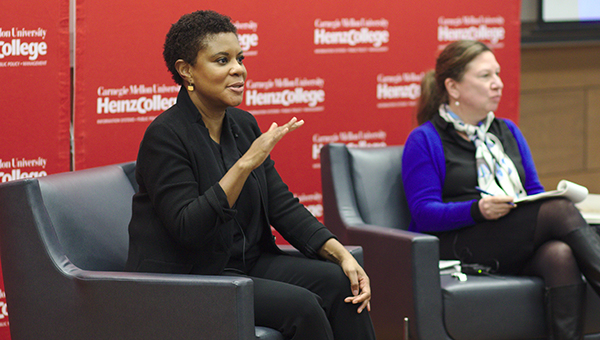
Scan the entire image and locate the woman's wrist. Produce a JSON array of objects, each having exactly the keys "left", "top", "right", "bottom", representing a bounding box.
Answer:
[
  {"left": 318, "top": 238, "right": 353, "bottom": 265},
  {"left": 472, "top": 199, "right": 486, "bottom": 222}
]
